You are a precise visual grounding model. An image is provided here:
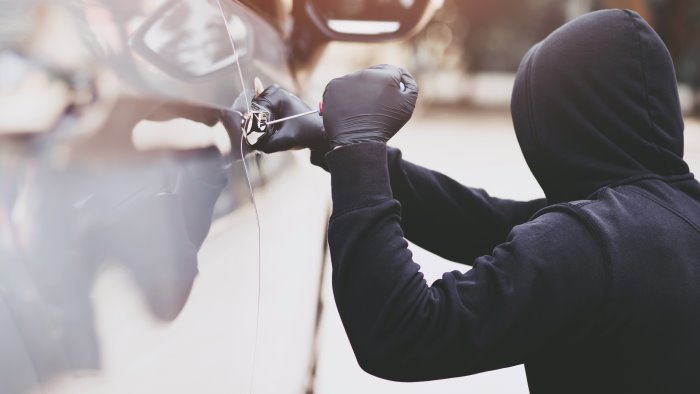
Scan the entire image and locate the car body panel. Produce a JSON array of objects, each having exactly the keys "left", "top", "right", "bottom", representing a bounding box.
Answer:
[{"left": 0, "top": 1, "right": 329, "bottom": 393}]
